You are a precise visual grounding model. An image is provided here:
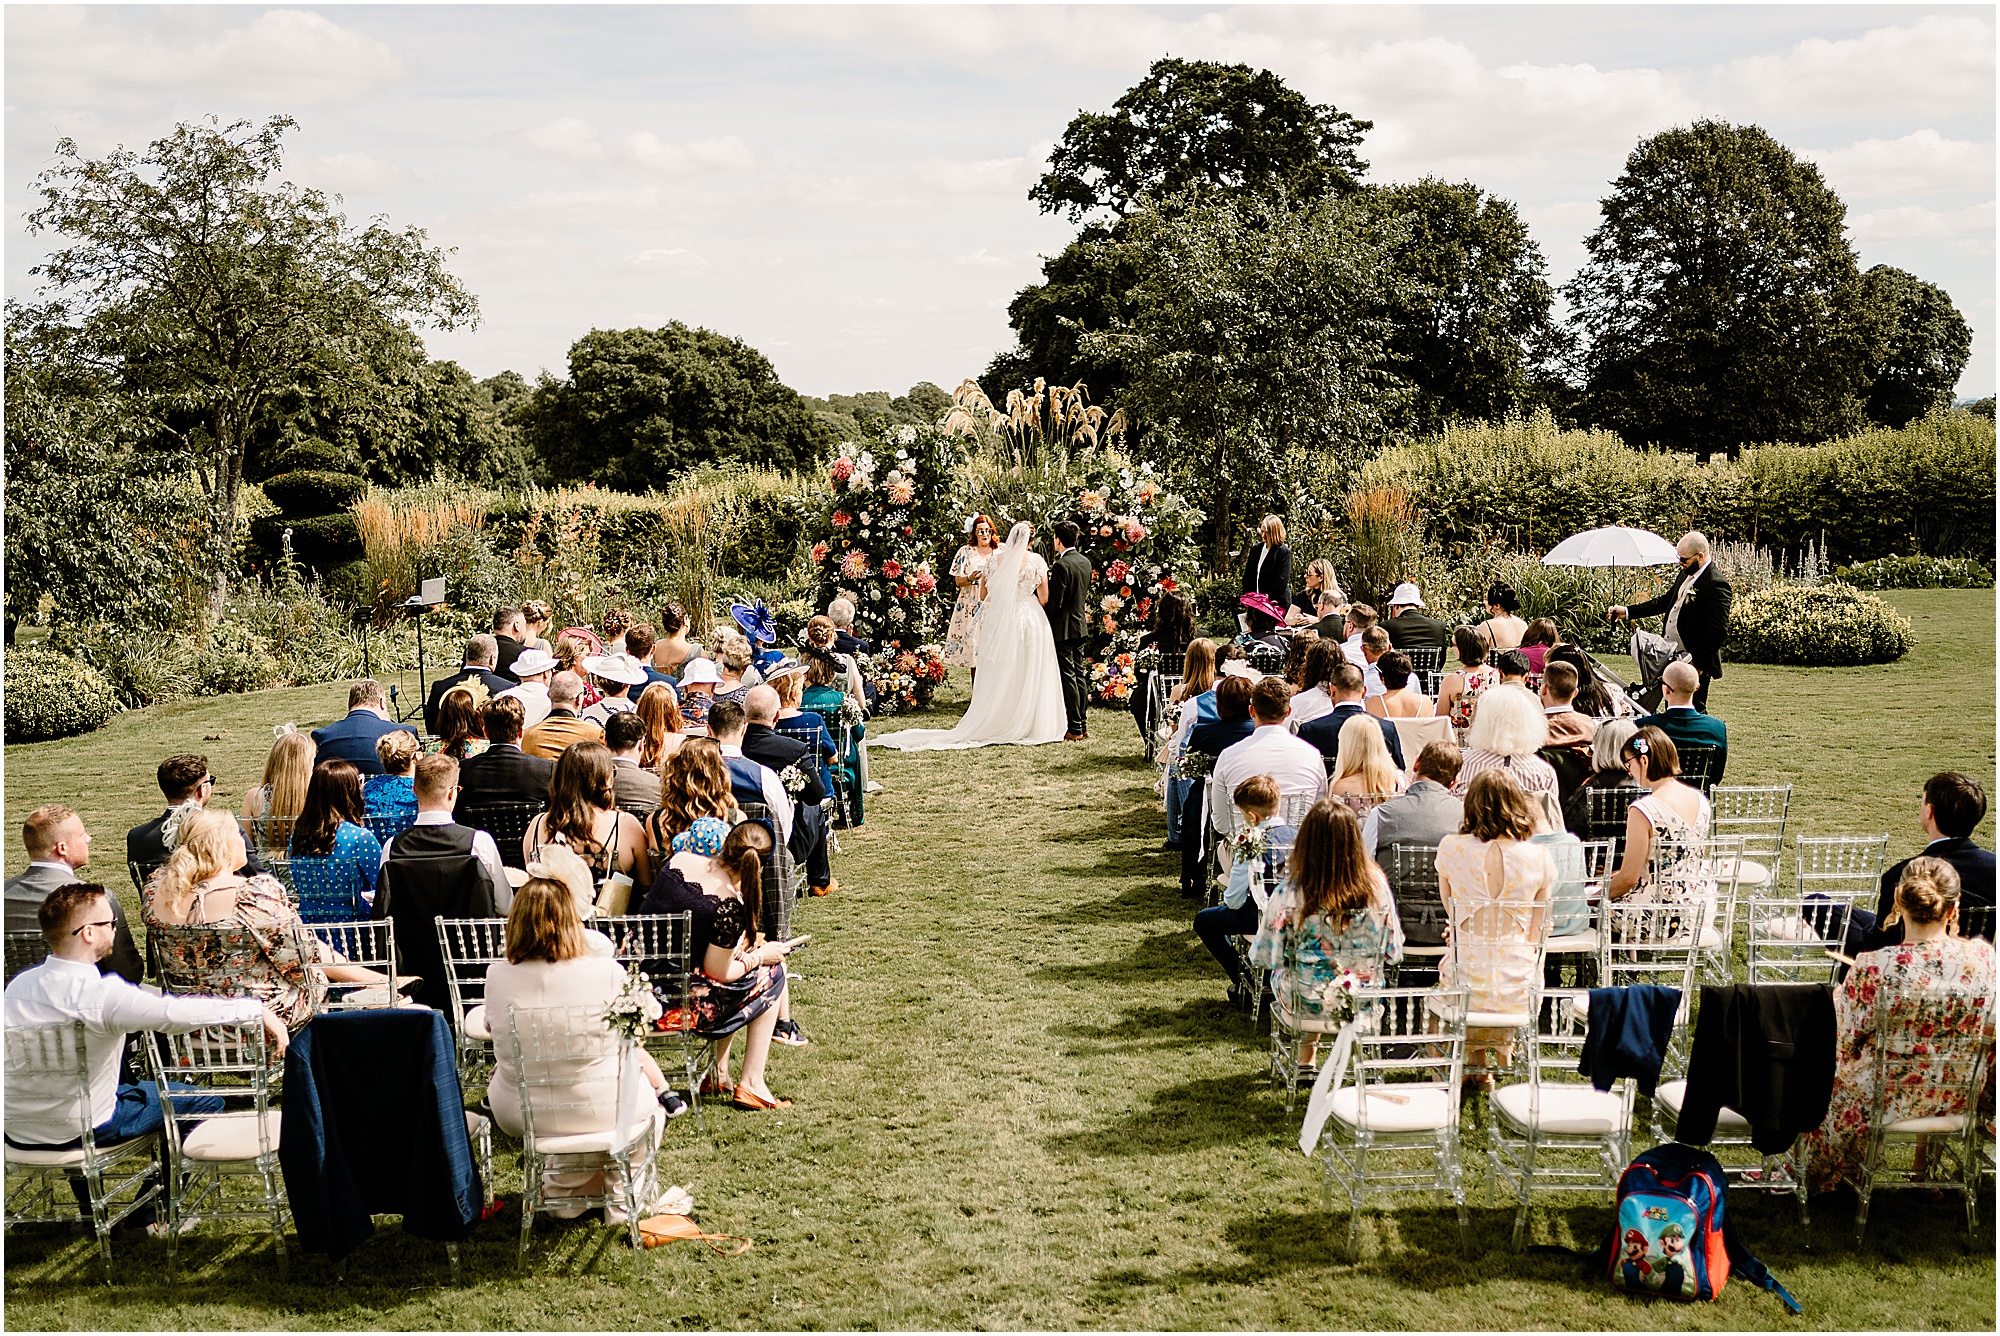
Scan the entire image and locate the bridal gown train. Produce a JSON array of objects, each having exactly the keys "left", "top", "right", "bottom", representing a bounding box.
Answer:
[{"left": 872, "top": 522, "right": 1068, "bottom": 751}]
